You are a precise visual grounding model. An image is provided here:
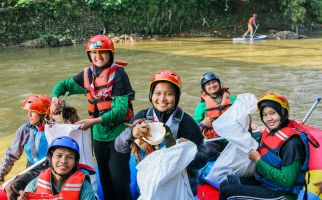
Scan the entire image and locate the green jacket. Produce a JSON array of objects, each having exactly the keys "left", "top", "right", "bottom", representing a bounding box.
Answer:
[{"left": 52, "top": 67, "right": 134, "bottom": 141}]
